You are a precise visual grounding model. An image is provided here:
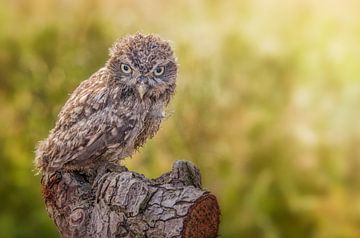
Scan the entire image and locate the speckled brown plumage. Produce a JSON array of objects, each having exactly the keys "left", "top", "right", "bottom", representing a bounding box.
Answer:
[{"left": 35, "top": 33, "right": 177, "bottom": 173}]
